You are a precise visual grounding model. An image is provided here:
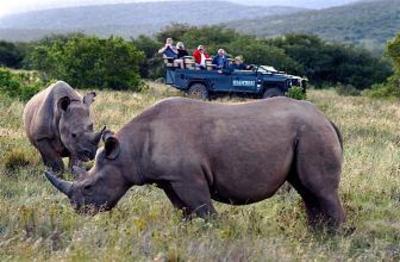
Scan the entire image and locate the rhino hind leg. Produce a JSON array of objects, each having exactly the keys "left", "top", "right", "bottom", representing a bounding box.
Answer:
[
  {"left": 288, "top": 139, "right": 345, "bottom": 230},
  {"left": 288, "top": 174, "right": 345, "bottom": 230},
  {"left": 37, "top": 139, "right": 64, "bottom": 174}
]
